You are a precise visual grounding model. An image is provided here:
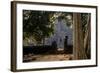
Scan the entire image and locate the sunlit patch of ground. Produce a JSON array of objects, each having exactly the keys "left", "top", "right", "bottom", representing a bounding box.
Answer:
[{"left": 23, "top": 53, "right": 73, "bottom": 62}]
